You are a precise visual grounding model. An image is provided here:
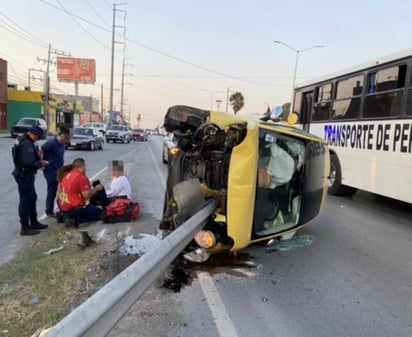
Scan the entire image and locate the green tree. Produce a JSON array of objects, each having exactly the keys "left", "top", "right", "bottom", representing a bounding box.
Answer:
[{"left": 229, "top": 92, "right": 245, "bottom": 114}]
